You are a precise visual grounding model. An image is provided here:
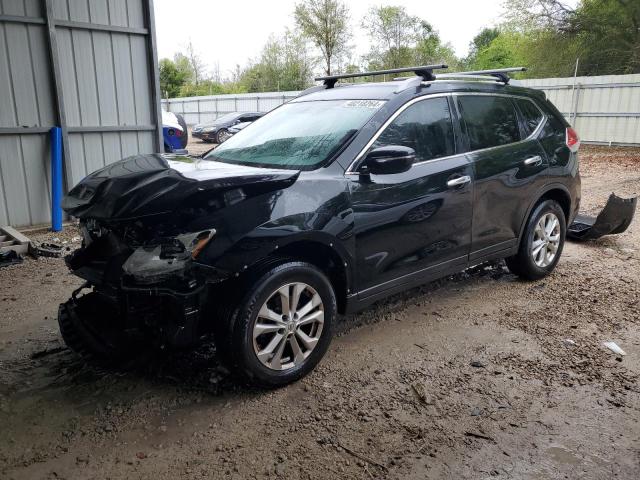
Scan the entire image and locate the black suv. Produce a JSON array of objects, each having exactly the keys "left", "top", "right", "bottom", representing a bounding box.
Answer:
[{"left": 60, "top": 66, "right": 580, "bottom": 387}]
